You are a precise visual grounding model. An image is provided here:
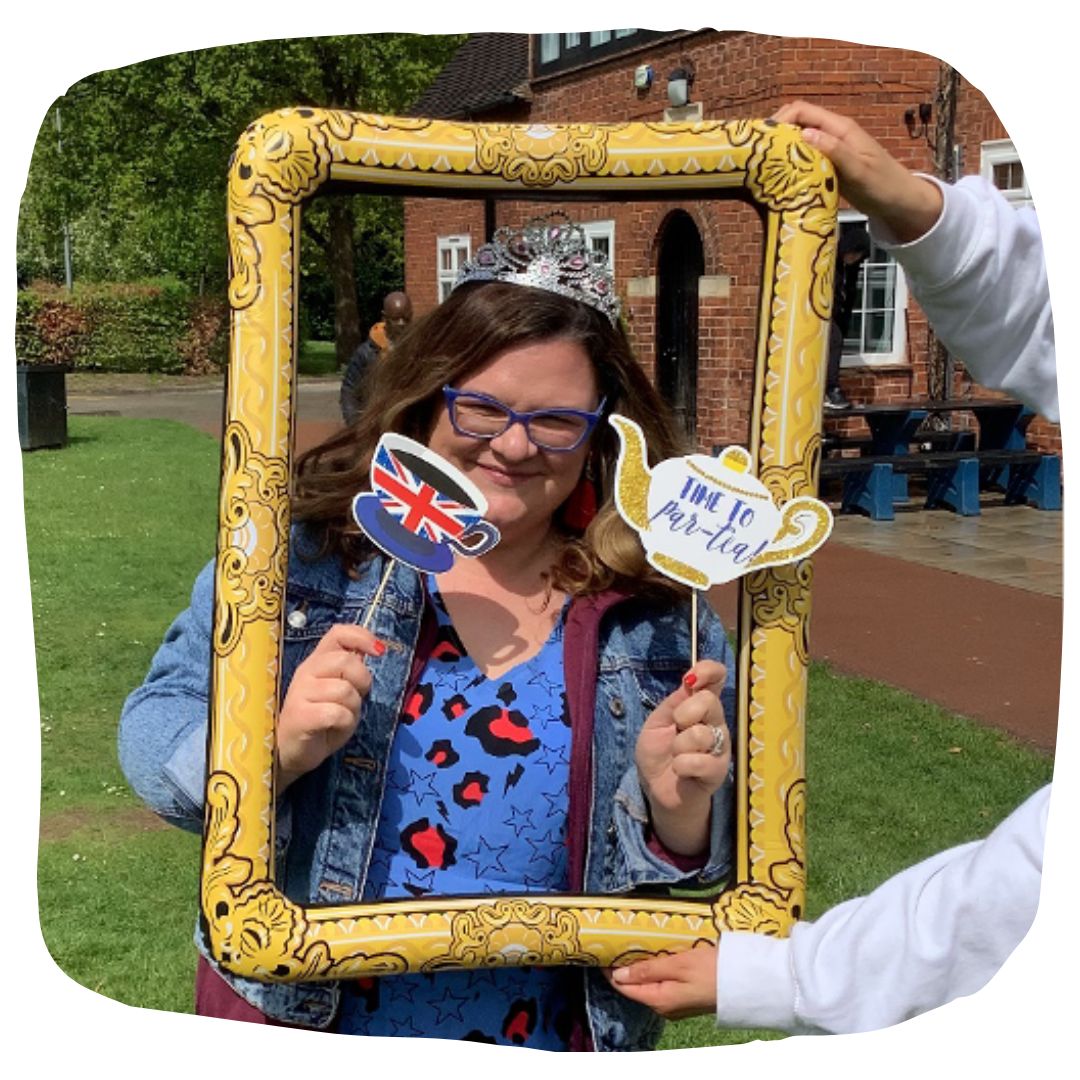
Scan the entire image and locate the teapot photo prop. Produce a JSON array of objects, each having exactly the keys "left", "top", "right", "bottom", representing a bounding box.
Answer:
[{"left": 610, "top": 415, "right": 833, "bottom": 590}]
